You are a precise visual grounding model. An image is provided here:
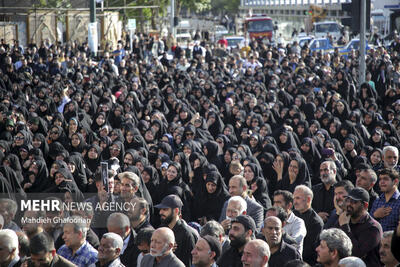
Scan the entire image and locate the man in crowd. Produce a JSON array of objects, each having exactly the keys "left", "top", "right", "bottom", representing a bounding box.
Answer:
[
  {"left": 324, "top": 180, "right": 354, "bottom": 229},
  {"left": 140, "top": 227, "right": 185, "bottom": 267},
  {"left": 136, "top": 228, "right": 154, "bottom": 267},
  {"left": 0, "top": 229, "right": 23, "bottom": 267},
  {"left": 0, "top": 199, "right": 20, "bottom": 232},
  {"left": 315, "top": 228, "right": 352, "bottom": 267},
  {"left": 200, "top": 220, "right": 230, "bottom": 254},
  {"left": 219, "top": 175, "right": 264, "bottom": 231},
  {"left": 262, "top": 216, "right": 301, "bottom": 266},
  {"left": 218, "top": 215, "right": 256, "bottom": 267},
  {"left": 57, "top": 216, "right": 98, "bottom": 267},
  {"left": 356, "top": 167, "right": 379, "bottom": 211},
  {"left": 337, "top": 187, "right": 382, "bottom": 266},
  {"left": 106, "top": 212, "right": 140, "bottom": 266},
  {"left": 371, "top": 168, "right": 400, "bottom": 231},
  {"left": 313, "top": 161, "right": 337, "bottom": 223},
  {"left": 241, "top": 239, "right": 270, "bottom": 267},
  {"left": 155, "top": 194, "right": 196, "bottom": 267},
  {"left": 273, "top": 190, "right": 306, "bottom": 254},
  {"left": 191, "top": 235, "right": 221, "bottom": 267},
  {"left": 293, "top": 185, "right": 323, "bottom": 265},
  {"left": 118, "top": 171, "right": 141, "bottom": 203},
  {"left": 97, "top": 232, "right": 124, "bottom": 267},
  {"left": 30, "top": 232, "right": 76, "bottom": 267},
  {"left": 380, "top": 231, "right": 400, "bottom": 267},
  {"left": 220, "top": 196, "right": 247, "bottom": 231},
  {"left": 127, "top": 197, "right": 154, "bottom": 233},
  {"left": 382, "top": 146, "right": 400, "bottom": 173}
]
